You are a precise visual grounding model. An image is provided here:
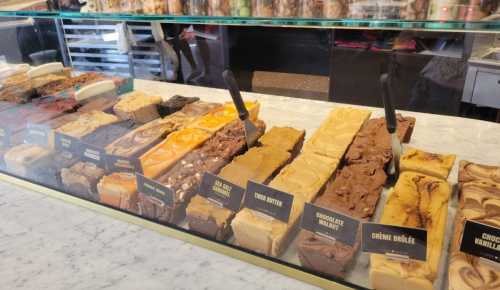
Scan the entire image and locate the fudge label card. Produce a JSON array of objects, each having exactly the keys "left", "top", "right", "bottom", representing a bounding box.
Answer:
[
  {"left": 362, "top": 223, "right": 427, "bottom": 261},
  {"left": 105, "top": 154, "right": 142, "bottom": 174},
  {"left": 243, "top": 180, "right": 293, "bottom": 223},
  {"left": 199, "top": 172, "right": 245, "bottom": 212},
  {"left": 136, "top": 173, "right": 174, "bottom": 207},
  {"left": 460, "top": 220, "right": 500, "bottom": 263},
  {"left": 80, "top": 142, "right": 107, "bottom": 168},
  {"left": 55, "top": 132, "right": 81, "bottom": 153},
  {"left": 301, "top": 203, "right": 360, "bottom": 246},
  {"left": 0, "top": 126, "right": 11, "bottom": 147},
  {"left": 25, "top": 123, "right": 50, "bottom": 147}
]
